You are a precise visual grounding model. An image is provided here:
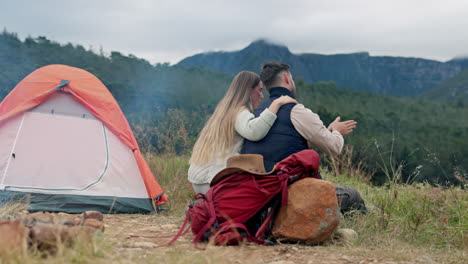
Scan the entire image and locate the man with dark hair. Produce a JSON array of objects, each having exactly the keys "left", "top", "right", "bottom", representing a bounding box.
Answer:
[
  {"left": 243, "top": 61, "right": 356, "bottom": 171},
  {"left": 242, "top": 62, "right": 366, "bottom": 214}
]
